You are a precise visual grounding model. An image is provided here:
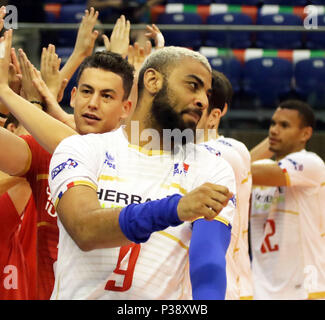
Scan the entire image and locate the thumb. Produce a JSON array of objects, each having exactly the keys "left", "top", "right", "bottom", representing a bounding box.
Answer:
[{"left": 102, "top": 34, "right": 110, "bottom": 51}]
